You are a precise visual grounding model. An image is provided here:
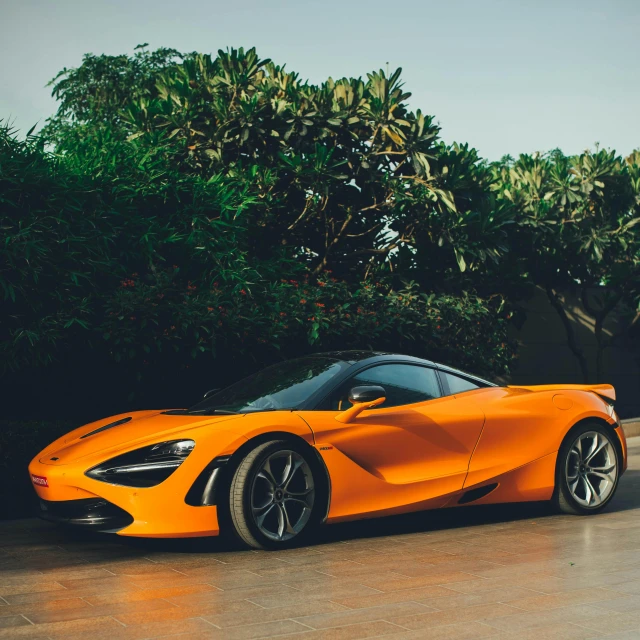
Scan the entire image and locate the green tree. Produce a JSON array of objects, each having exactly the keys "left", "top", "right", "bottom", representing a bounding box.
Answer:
[
  {"left": 491, "top": 148, "right": 640, "bottom": 382},
  {"left": 46, "top": 47, "right": 510, "bottom": 287},
  {"left": 2, "top": 42, "right": 518, "bottom": 401}
]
